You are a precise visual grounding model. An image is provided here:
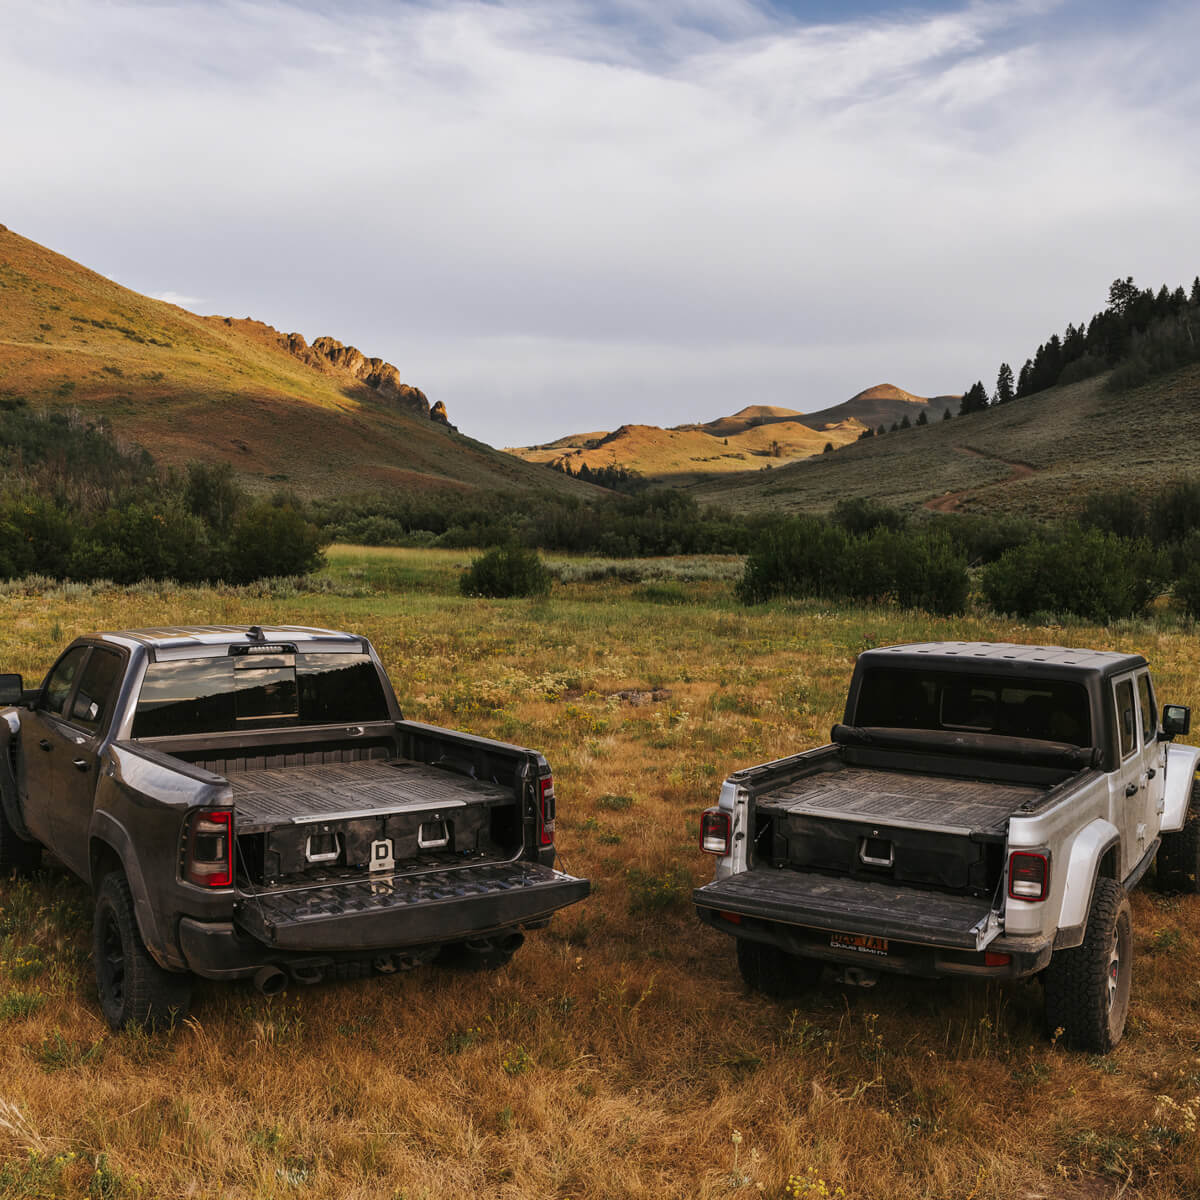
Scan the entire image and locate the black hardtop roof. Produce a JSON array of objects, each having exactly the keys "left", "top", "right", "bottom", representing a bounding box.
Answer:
[
  {"left": 90, "top": 625, "right": 358, "bottom": 651},
  {"left": 858, "top": 641, "right": 1147, "bottom": 680}
]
